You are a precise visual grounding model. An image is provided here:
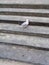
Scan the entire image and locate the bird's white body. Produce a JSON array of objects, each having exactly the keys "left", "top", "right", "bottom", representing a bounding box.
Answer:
[{"left": 21, "top": 19, "right": 29, "bottom": 28}]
